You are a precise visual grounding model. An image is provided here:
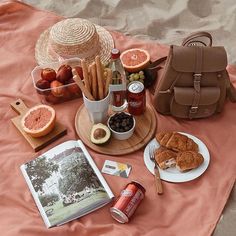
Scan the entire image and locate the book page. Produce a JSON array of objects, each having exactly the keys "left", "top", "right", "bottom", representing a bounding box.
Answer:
[
  {"left": 77, "top": 140, "right": 114, "bottom": 199},
  {"left": 20, "top": 140, "right": 114, "bottom": 228}
]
